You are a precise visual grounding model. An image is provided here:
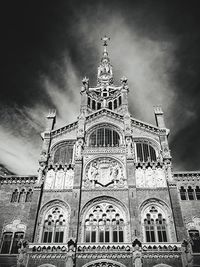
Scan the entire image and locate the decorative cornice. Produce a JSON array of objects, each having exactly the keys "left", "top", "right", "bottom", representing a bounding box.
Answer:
[
  {"left": 51, "top": 121, "right": 78, "bottom": 137},
  {"left": 84, "top": 146, "right": 126, "bottom": 155},
  {"left": 0, "top": 175, "right": 37, "bottom": 185},
  {"left": 173, "top": 171, "right": 200, "bottom": 182}
]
